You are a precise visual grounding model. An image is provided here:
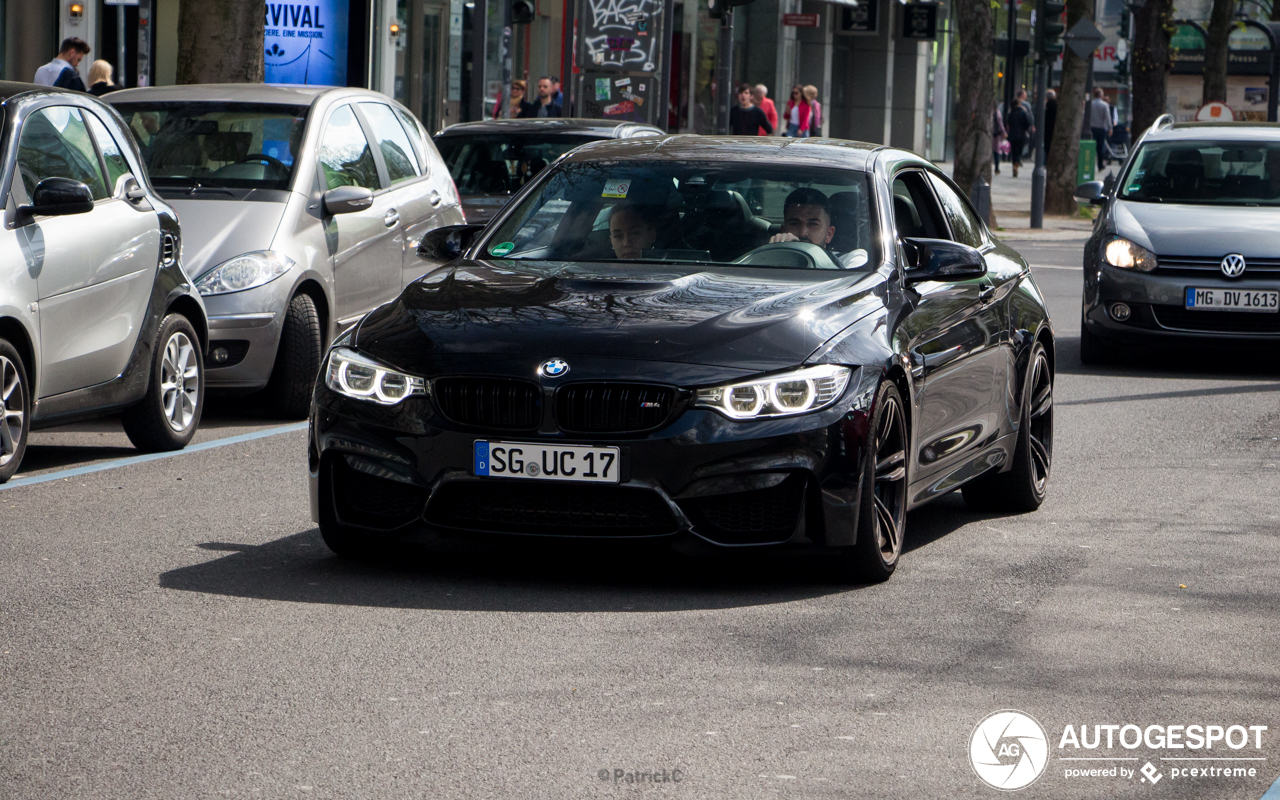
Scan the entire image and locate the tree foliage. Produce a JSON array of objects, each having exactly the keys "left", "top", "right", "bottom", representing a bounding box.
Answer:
[{"left": 176, "top": 0, "right": 265, "bottom": 85}]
